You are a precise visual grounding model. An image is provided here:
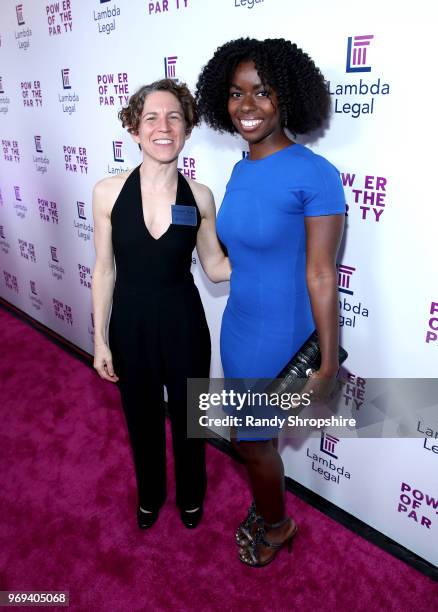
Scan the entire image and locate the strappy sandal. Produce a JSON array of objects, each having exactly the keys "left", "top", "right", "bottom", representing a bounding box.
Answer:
[
  {"left": 239, "top": 517, "right": 298, "bottom": 567},
  {"left": 235, "top": 501, "right": 262, "bottom": 546}
]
